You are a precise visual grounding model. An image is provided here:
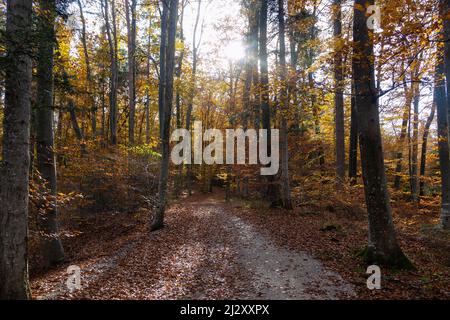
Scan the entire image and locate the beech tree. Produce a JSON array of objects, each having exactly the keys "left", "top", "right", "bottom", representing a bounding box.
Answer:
[
  {"left": 277, "top": 0, "right": 293, "bottom": 209},
  {"left": 125, "top": 0, "right": 137, "bottom": 145},
  {"left": 352, "top": 0, "right": 410, "bottom": 267},
  {"left": 151, "top": 0, "right": 179, "bottom": 231},
  {"left": 0, "top": 0, "right": 33, "bottom": 299},
  {"left": 36, "top": 0, "right": 65, "bottom": 266},
  {"left": 333, "top": 0, "right": 345, "bottom": 186}
]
